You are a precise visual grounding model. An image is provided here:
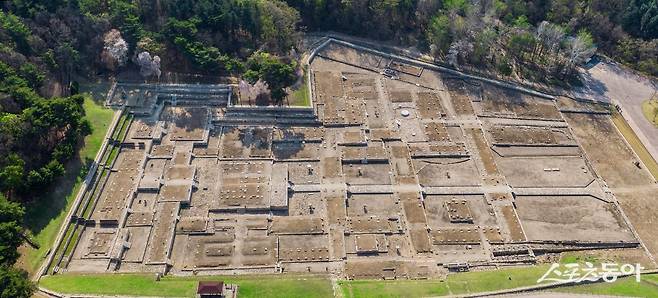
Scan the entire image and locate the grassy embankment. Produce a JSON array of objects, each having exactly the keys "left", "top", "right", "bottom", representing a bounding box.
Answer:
[
  {"left": 20, "top": 96, "right": 115, "bottom": 274},
  {"left": 339, "top": 265, "right": 552, "bottom": 298},
  {"left": 611, "top": 110, "right": 658, "bottom": 180},
  {"left": 555, "top": 274, "right": 658, "bottom": 297},
  {"left": 641, "top": 98, "right": 658, "bottom": 127},
  {"left": 287, "top": 67, "right": 311, "bottom": 107},
  {"left": 340, "top": 253, "right": 658, "bottom": 297},
  {"left": 39, "top": 250, "right": 658, "bottom": 297},
  {"left": 40, "top": 274, "right": 333, "bottom": 298}
]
